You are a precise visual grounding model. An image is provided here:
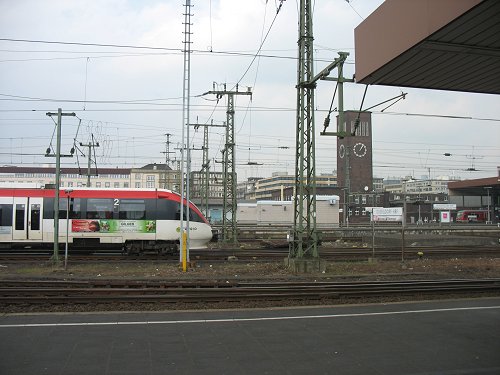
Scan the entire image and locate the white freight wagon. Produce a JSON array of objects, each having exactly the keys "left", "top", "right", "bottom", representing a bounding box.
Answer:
[
  {"left": 257, "top": 200, "right": 293, "bottom": 225},
  {"left": 315, "top": 195, "right": 340, "bottom": 228},
  {"left": 236, "top": 195, "right": 339, "bottom": 227},
  {"left": 237, "top": 203, "right": 258, "bottom": 224}
]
